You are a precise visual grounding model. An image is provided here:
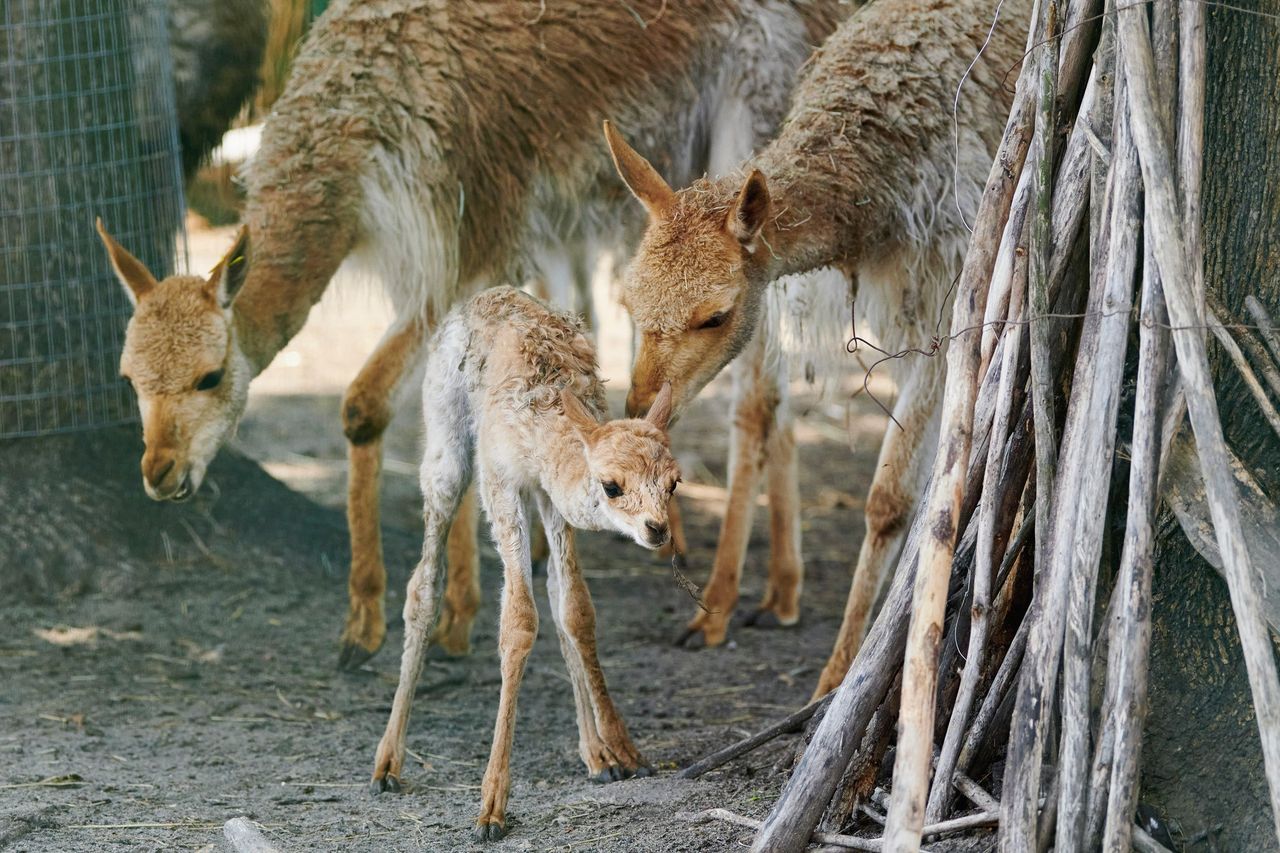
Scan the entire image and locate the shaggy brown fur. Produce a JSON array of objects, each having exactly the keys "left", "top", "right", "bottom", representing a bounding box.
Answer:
[{"left": 609, "top": 0, "right": 1028, "bottom": 692}]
